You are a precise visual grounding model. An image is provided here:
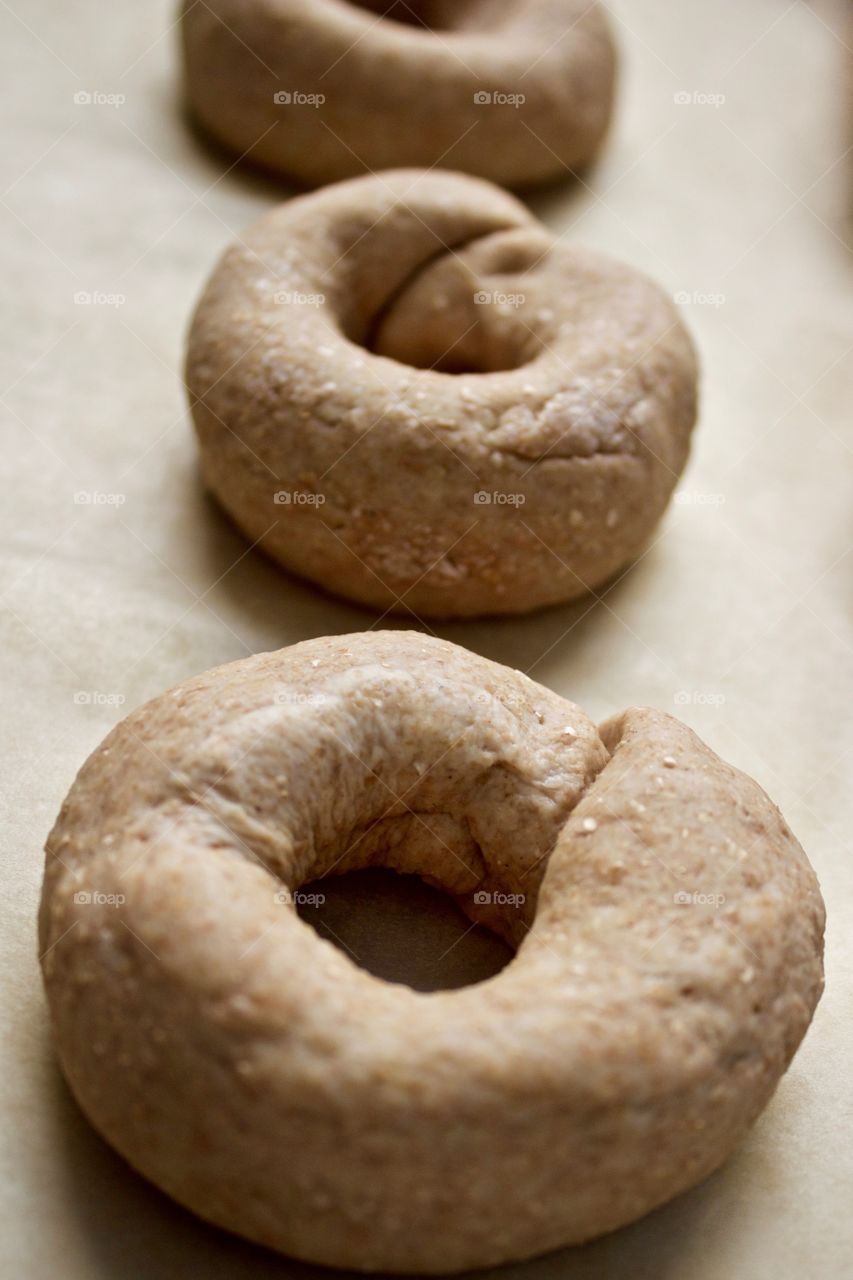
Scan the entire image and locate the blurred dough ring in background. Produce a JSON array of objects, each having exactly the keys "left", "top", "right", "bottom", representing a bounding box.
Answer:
[
  {"left": 179, "top": 0, "right": 617, "bottom": 188},
  {"left": 39, "top": 632, "right": 824, "bottom": 1274},
  {"left": 186, "top": 169, "right": 699, "bottom": 618}
]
